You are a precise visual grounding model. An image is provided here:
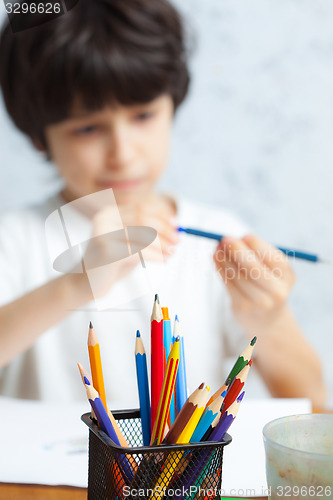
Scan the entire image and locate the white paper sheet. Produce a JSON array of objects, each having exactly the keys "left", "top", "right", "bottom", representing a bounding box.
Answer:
[
  {"left": 0, "top": 396, "right": 311, "bottom": 494},
  {"left": 0, "top": 397, "right": 88, "bottom": 487}
]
